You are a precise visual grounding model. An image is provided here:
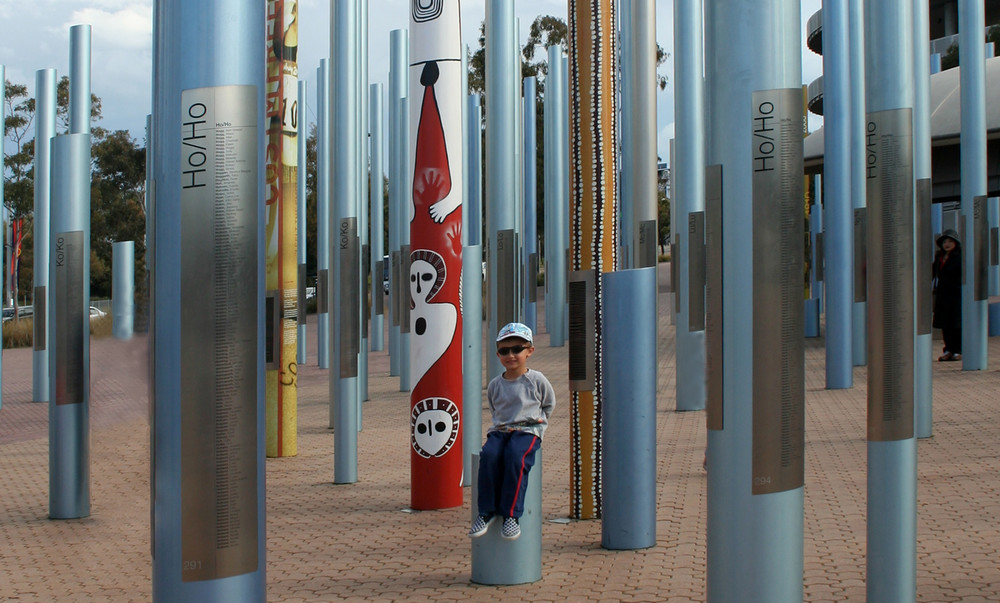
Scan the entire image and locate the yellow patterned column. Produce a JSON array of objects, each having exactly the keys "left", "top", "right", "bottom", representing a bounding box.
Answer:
[
  {"left": 568, "top": 0, "right": 618, "bottom": 519},
  {"left": 265, "top": 0, "right": 298, "bottom": 457}
]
